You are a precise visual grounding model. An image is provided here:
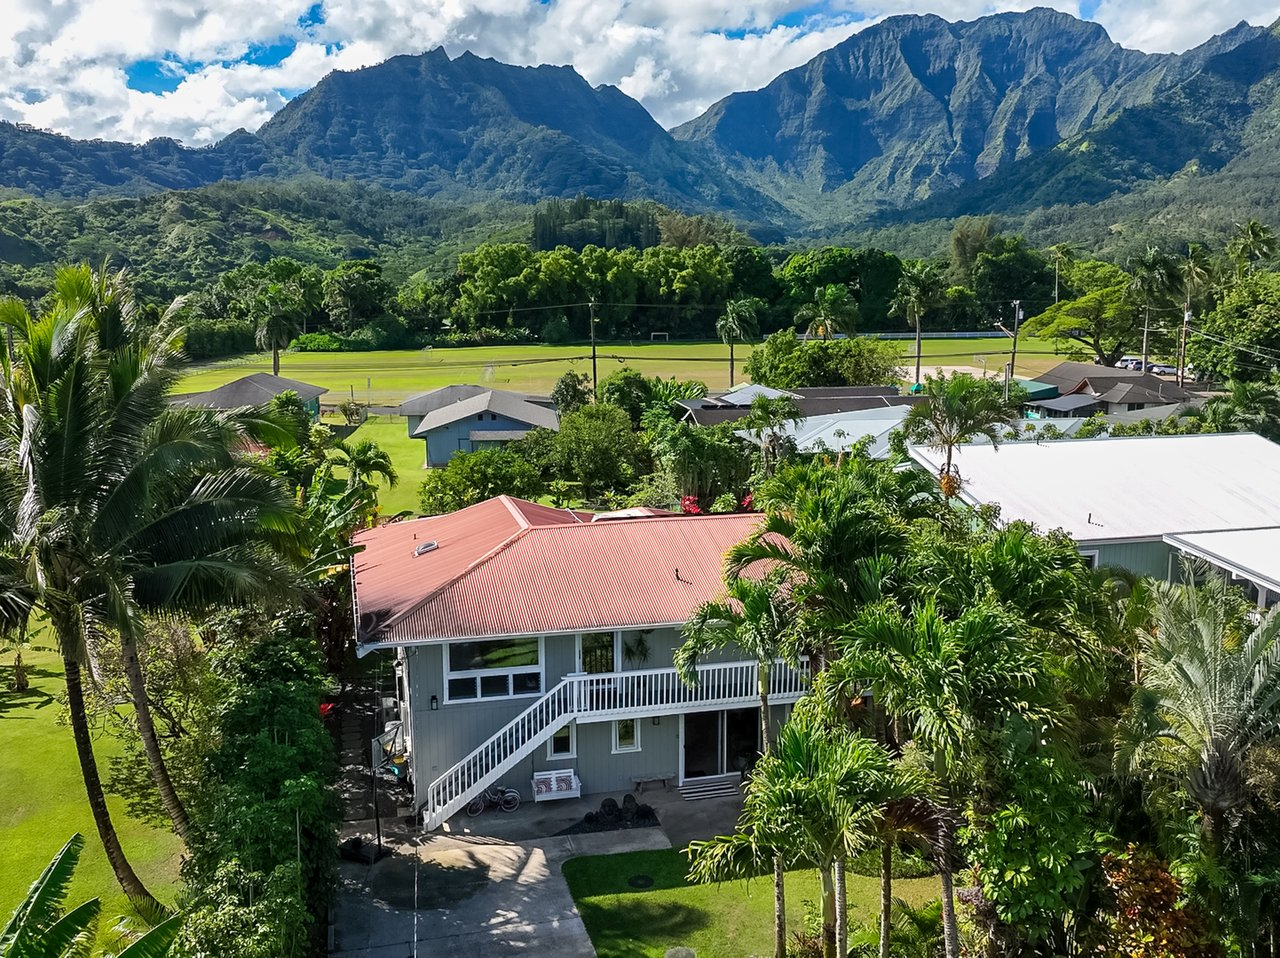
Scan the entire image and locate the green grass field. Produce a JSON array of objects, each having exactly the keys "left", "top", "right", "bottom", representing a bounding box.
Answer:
[
  {"left": 177, "top": 337, "right": 1064, "bottom": 408},
  {"left": 564, "top": 848, "right": 939, "bottom": 958},
  {"left": 0, "top": 649, "right": 184, "bottom": 930},
  {"left": 178, "top": 337, "right": 1064, "bottom": 519}
]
